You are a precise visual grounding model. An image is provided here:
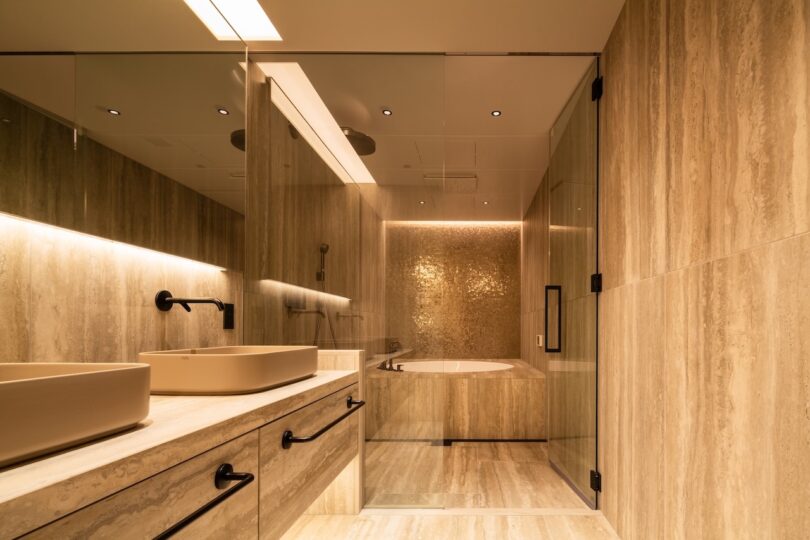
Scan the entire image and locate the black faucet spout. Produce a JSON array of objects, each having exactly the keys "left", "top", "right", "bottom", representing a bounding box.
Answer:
[{"left": 155, "top": 290, "right": 225, "bottom": 312}]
